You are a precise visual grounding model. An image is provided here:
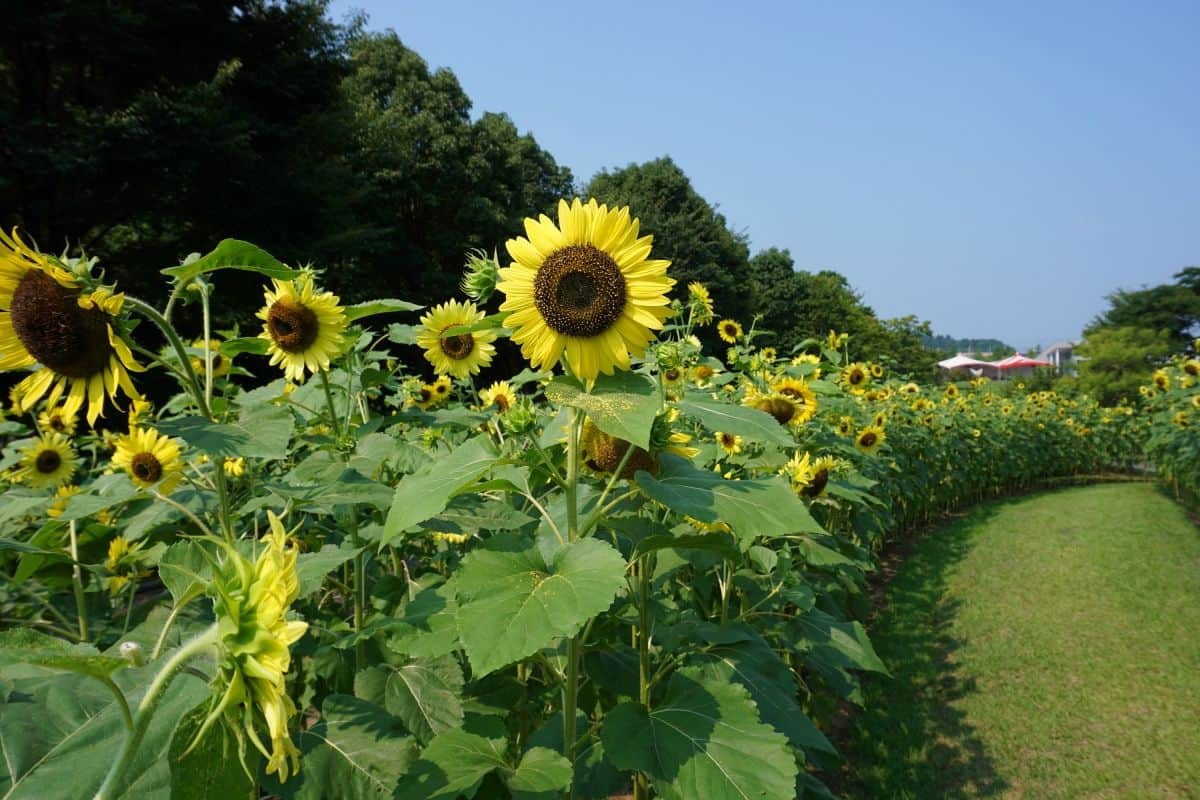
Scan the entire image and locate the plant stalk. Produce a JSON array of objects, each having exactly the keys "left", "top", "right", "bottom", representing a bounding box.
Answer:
[{"left": 68, "top": 520, "right": 88, "bottom": 641}]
